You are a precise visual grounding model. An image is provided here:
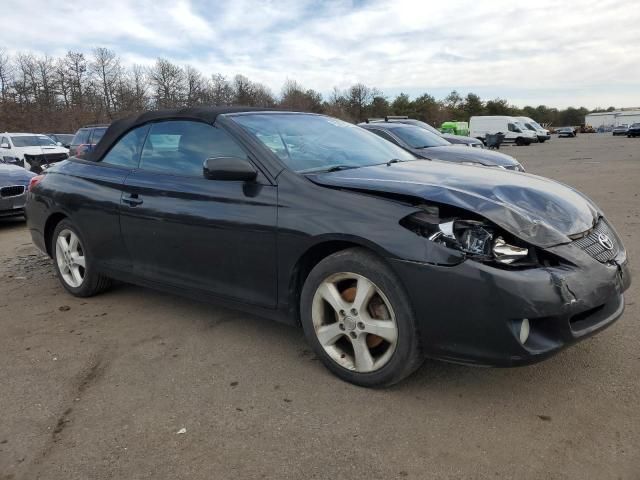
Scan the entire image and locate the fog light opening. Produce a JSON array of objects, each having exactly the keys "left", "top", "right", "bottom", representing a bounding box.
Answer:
[{"left": 519, "top": 318, "right": 530, "bottom": 345}]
